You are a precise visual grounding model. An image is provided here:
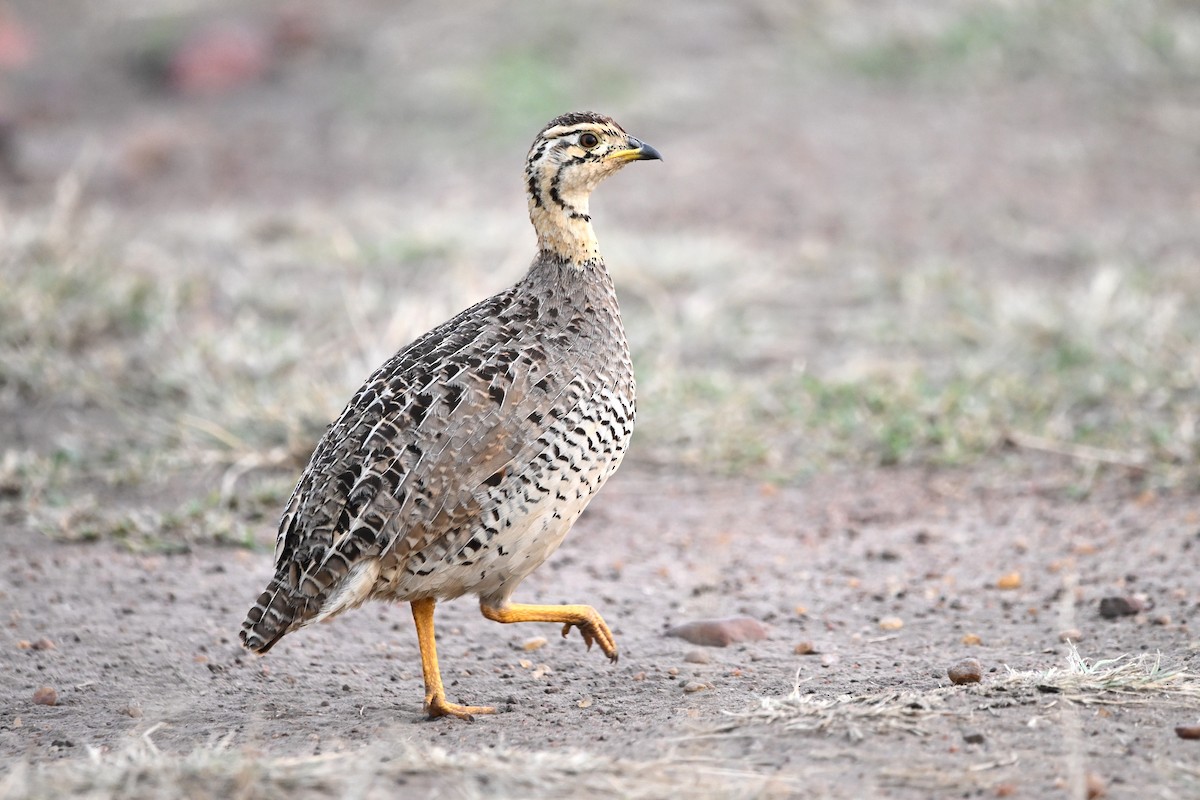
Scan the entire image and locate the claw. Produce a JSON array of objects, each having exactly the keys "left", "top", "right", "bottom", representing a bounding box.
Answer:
[
  {"left": 484, "top": 602, "right": 618, "bottom": 662},
  {"left": 425, "top": 695, "right": 496, "bottom": 721}
]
